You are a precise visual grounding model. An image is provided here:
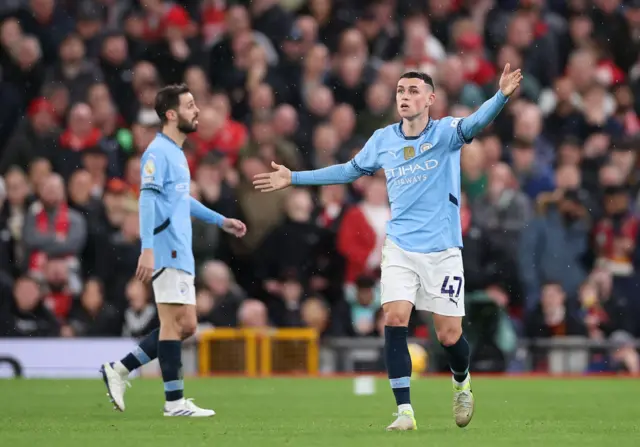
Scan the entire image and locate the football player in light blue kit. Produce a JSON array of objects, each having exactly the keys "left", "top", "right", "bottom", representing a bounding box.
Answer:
[
  {"left": 254, "top": 64, "right": 522, "bottom": 430},
  {"left": 100, "top": 84, "right": 247, "bottom": 417}
]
